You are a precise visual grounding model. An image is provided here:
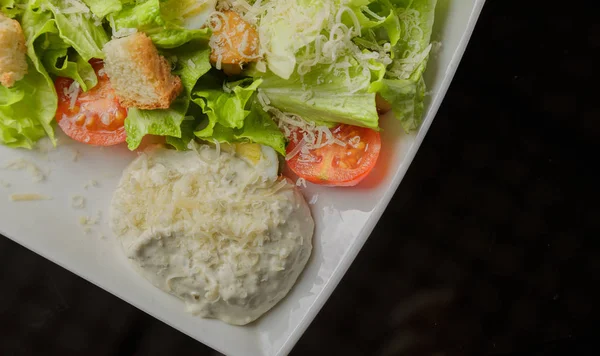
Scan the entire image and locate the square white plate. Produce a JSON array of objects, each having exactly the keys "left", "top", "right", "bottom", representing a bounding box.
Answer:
[{"left": 0, "top": 1, "right": 485, "bottom": 355}]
